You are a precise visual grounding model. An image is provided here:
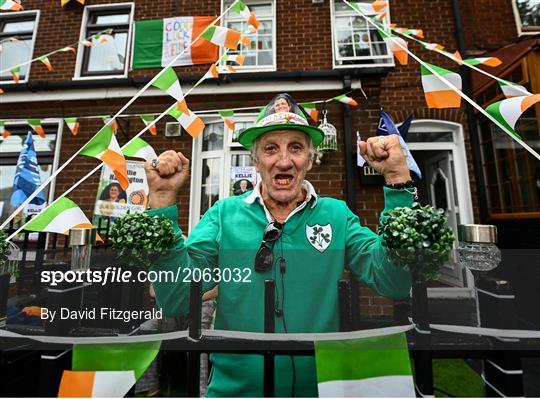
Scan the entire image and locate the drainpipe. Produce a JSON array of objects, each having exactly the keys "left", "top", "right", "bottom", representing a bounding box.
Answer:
[{"left": 451, "top": 0, "right": 489, "bottom": 222}]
